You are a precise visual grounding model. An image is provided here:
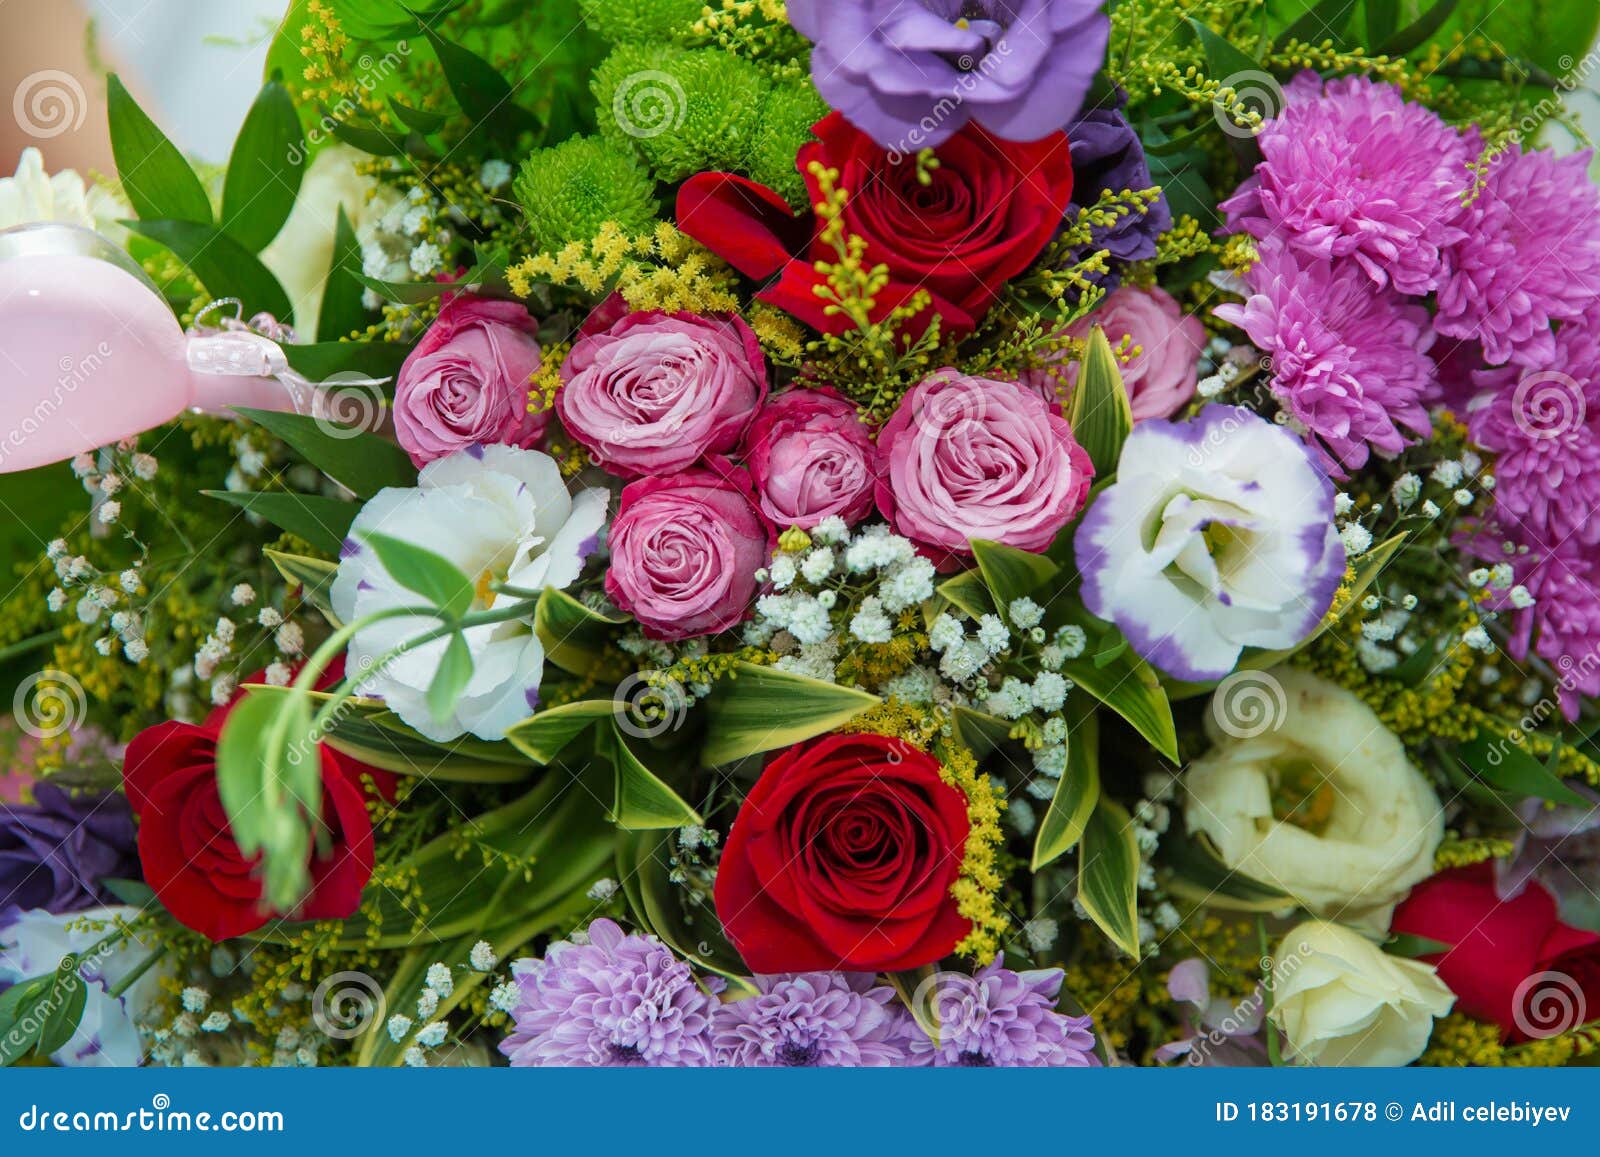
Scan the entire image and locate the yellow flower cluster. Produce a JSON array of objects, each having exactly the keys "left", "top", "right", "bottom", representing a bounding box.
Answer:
[
  {"left": 507, "top": 221, "right": 742, "bottom": 315},
  {"left": 1422, "top": 1014, "right": 1600, "bottom": 1067},
  {"left": 528, "top": 341, "right": 567, "bottom": 415},
  {"left": 1433, "top": 836, "right": 1516, "bottom": 871}
]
